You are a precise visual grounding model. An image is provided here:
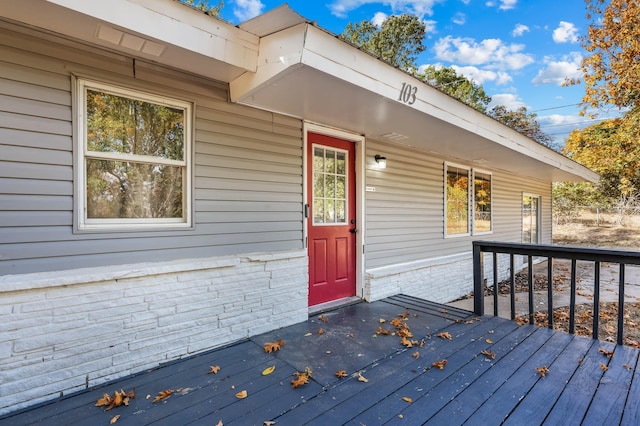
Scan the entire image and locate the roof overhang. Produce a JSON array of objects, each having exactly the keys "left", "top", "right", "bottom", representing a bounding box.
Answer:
[
  {"left": 0, "top": 0, "right": 259, "bottom": 82},
  {"left": 231, "top": 13, "right": 598, "bottom": 183}
]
